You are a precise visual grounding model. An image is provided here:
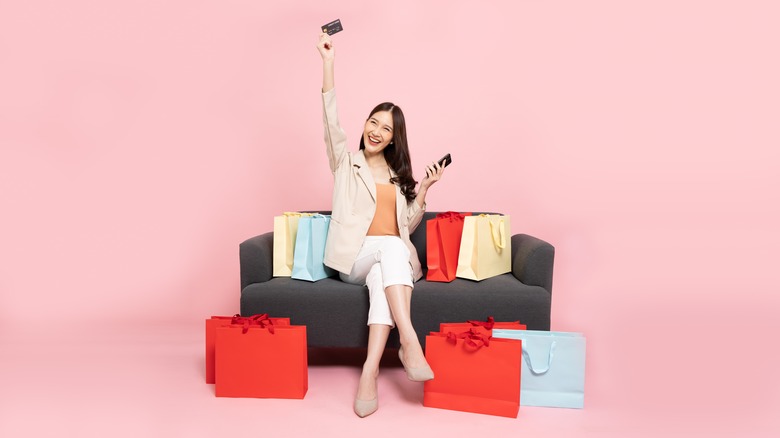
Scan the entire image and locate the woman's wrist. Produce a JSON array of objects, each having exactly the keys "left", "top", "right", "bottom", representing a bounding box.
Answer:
[{"left": 416, "top": 186, "right": 428, "bottom": 205}]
